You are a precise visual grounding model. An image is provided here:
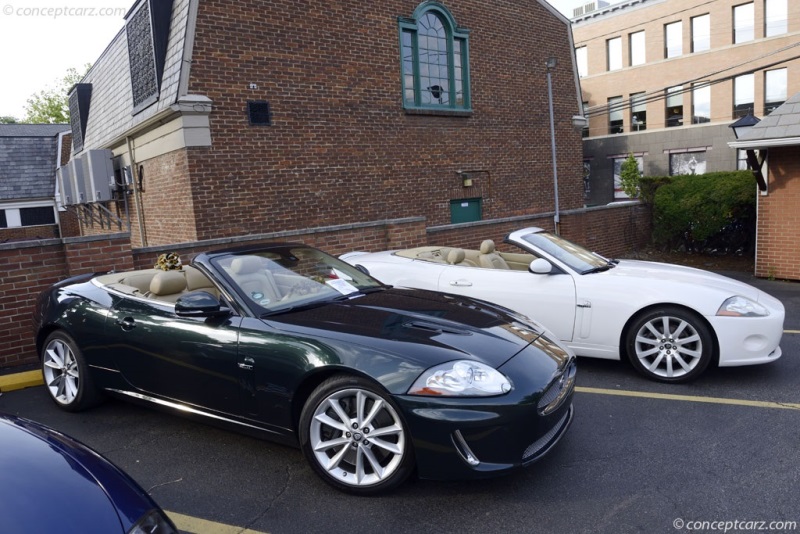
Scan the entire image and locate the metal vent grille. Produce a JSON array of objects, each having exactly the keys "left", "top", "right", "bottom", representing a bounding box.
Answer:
[
  {"left": 248, "top": 101, "right": 272, "bottom": 126},
  {"left": 522, "top": 409, "right": 570, "bottom": 461}
]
